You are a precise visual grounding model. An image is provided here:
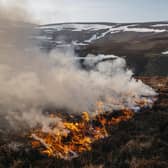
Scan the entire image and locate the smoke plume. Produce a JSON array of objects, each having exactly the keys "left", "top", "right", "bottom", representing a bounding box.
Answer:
[{"left": 0, "top": 2, "right": 156, "bottom": 133}]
